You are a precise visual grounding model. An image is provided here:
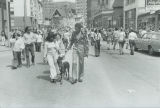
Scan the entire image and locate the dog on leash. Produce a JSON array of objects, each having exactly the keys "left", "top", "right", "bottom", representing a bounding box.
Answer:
[{"left": 57, "top": 55, "right": 70, "bottom": 84}]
